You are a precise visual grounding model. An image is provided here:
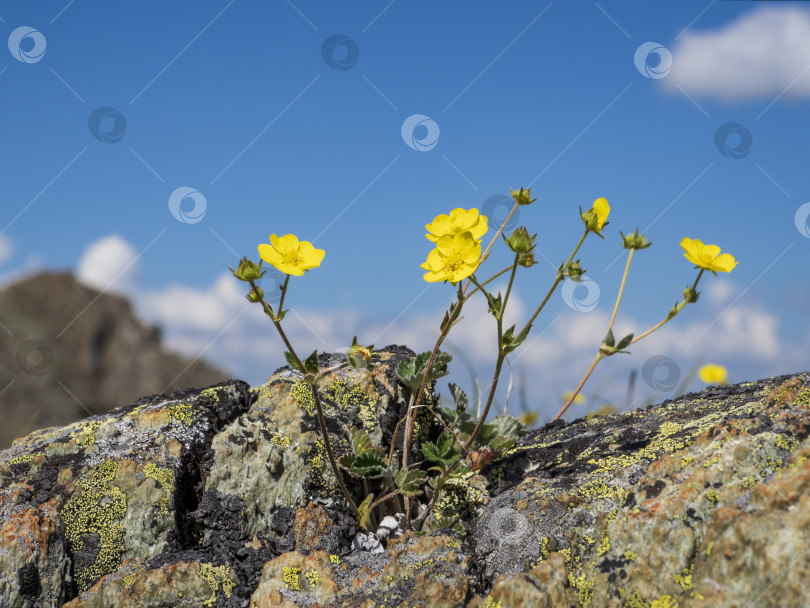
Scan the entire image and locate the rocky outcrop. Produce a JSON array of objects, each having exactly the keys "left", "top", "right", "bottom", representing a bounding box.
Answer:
[
  {"left": 1, "top": 346, "right": 808, "bottom": 607},
  {"left": 0, "top": 272, "right": 228, "bottom": 448}
]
